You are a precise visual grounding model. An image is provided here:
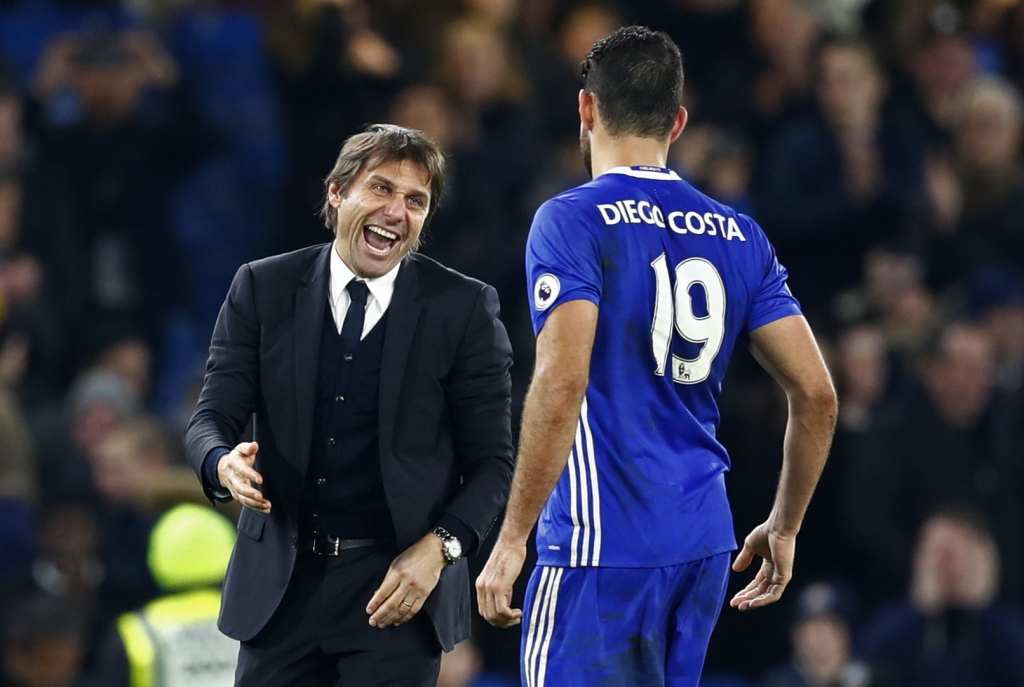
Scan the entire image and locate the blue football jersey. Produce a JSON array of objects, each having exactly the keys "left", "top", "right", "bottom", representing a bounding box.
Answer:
[{"left": 526, "top": 166, "right": 802, "bottom": 568}]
